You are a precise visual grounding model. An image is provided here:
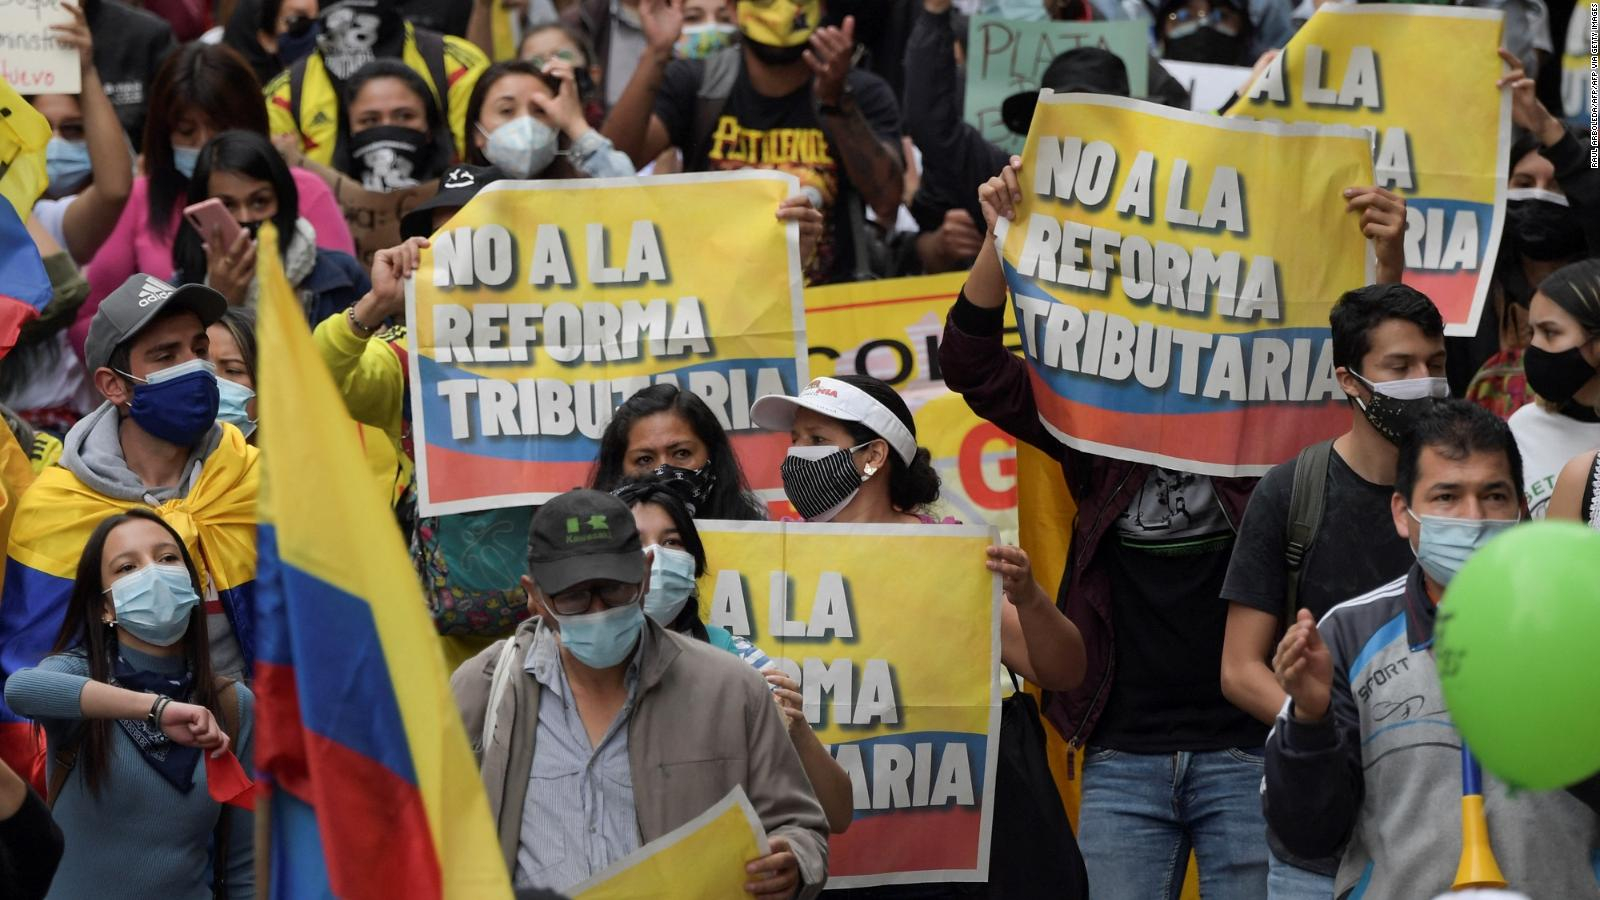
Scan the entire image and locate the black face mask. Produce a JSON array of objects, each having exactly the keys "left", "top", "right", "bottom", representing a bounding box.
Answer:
[
  {"left": 1163, "top": 28, "right": 1249, "bottom": 66},
  {"left": 1524, "top": 343, "right": 1599, "bottom": 407},
  {"left": 277, "top": 15, "right": 320, "bottom": 67},
  {"left": 348, "top": 125, "right": 438, "bottom": 191},
  {"left": 650, "top": 462, "right": 718, "bottom": 516},
  {"left": 1506, "top": 197, "right": 1587, "bottom": 261},
  {"left": 746, "top": 38, "right": 808, "bottom": 66},
  {"left": 239, "top": 219, "right": 263, "bottom": 239}
]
